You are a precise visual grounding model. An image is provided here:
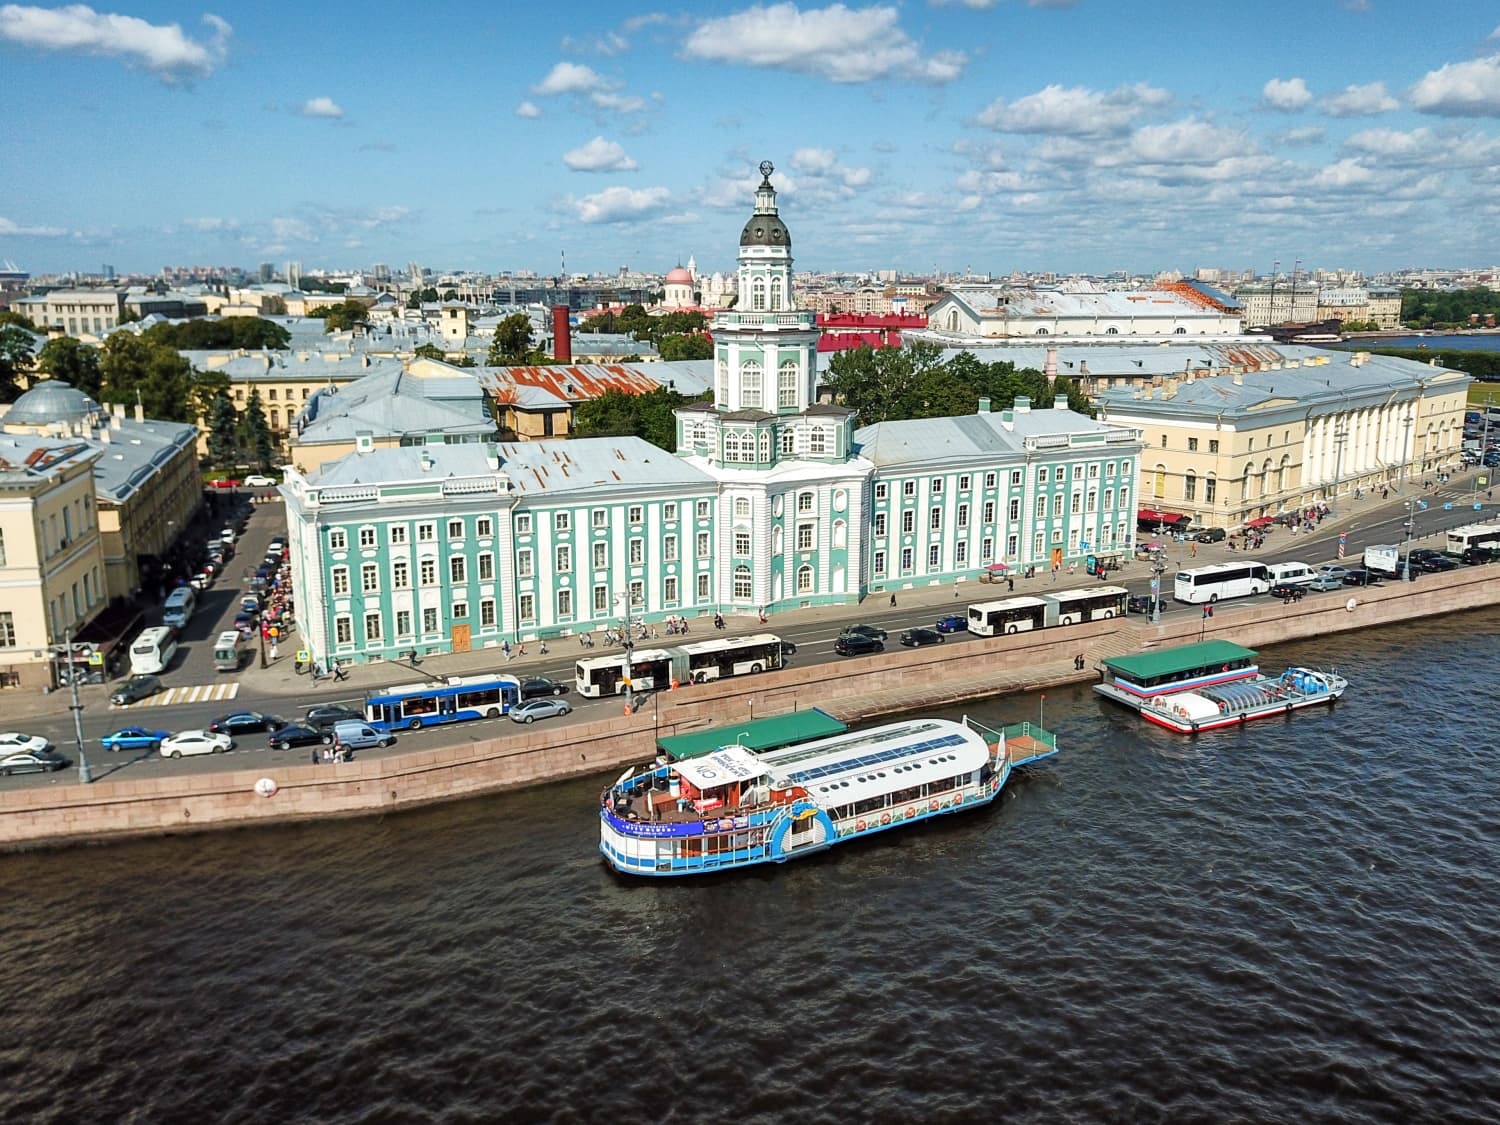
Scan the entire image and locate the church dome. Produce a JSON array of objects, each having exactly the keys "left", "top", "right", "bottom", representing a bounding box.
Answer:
[
  {"left": 664, "top": 267, "right": 693, "bottom": 285},
  {"left": 740, "top": 214, "right": 790, "bottom": 249},
  {"left": 3, "top": 380, "right": 102, "bottom": 428}
]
